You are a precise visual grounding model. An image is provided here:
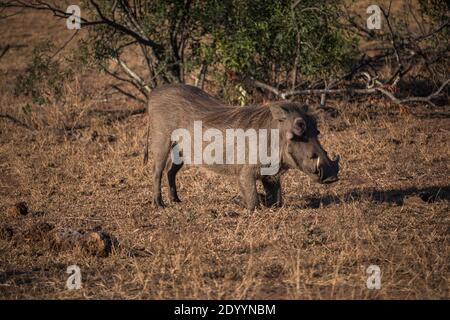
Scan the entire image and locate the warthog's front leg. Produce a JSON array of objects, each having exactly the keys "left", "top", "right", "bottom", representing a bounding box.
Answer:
[
  {"left": 238, "top": 167, "right": 259, "bottom": 210},
  {"left": 262, "top": 176, "right": 282, "bottom": 207}
]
